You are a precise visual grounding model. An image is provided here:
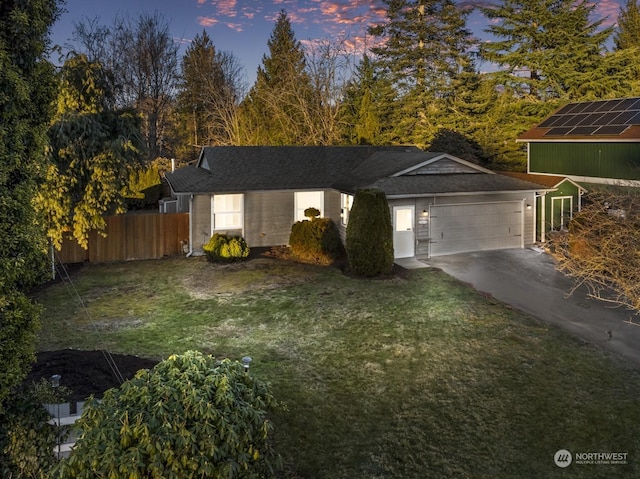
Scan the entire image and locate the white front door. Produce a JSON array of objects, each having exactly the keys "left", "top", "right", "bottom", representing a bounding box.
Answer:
[{"left": 393, "top": 206, "right": 415, "bottom": 258}]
